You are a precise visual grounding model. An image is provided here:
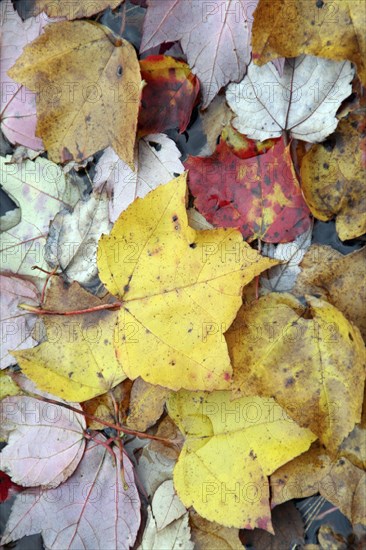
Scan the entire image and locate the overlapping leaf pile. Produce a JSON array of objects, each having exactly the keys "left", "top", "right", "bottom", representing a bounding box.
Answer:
[{"left": 0, "top": 0, "right": 365, "bottom": 548}]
